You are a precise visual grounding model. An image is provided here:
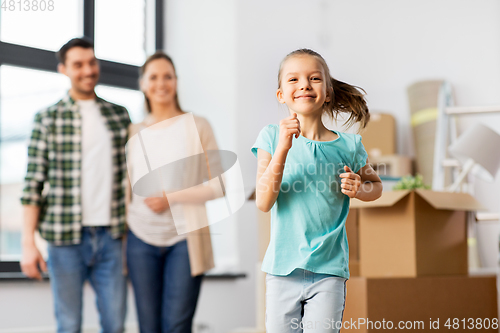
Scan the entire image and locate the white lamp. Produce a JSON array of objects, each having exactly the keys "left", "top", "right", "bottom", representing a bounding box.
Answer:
[{"left": 448, "top": 123, "right": 500, "bottom": 192}]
